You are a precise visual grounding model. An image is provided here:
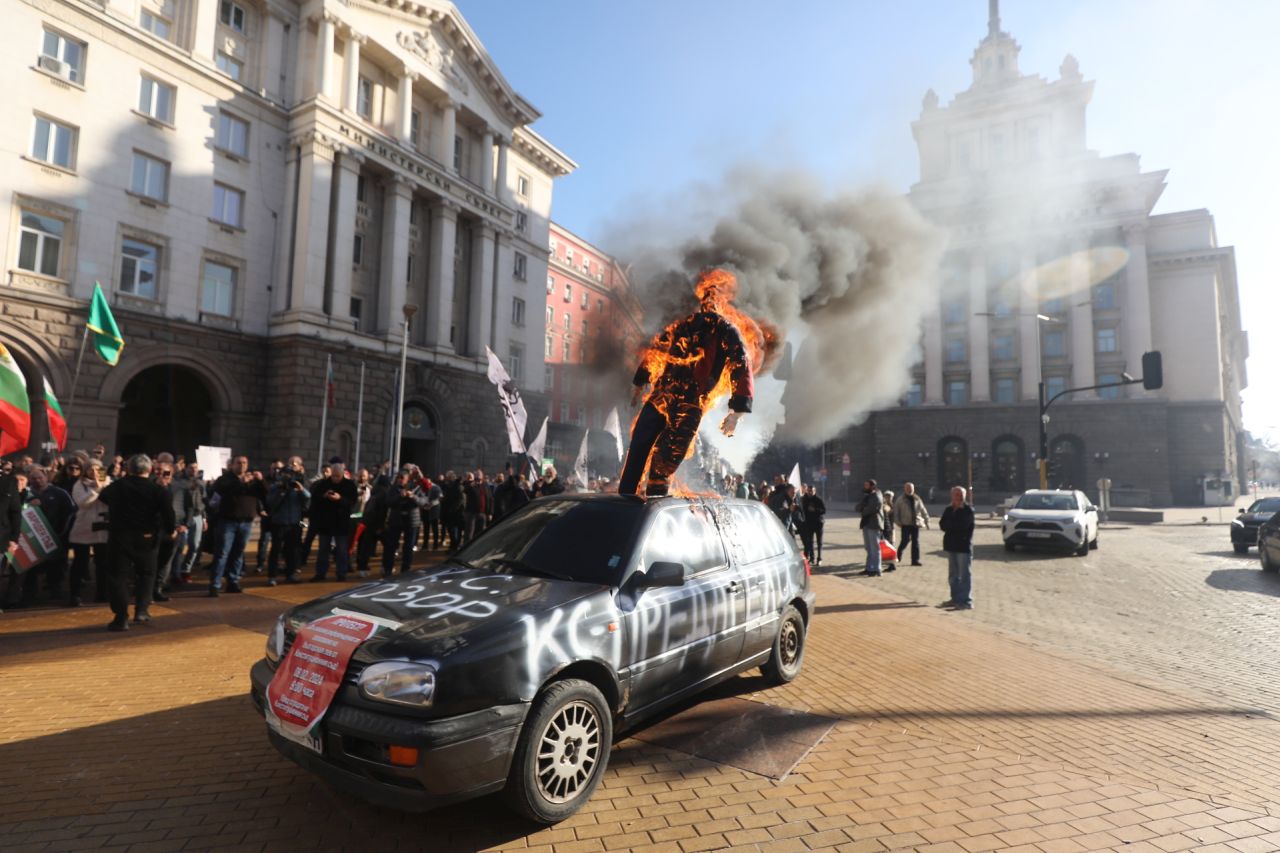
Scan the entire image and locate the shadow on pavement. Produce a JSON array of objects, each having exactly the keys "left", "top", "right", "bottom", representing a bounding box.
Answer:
[
  {"left": 1198, "top": 549, "right": 1254, "bottom": 559},
  {"left": 1205, "top": 568, "right": 1280, "bottom": 597},
  {"left": 815, "top": 602, "right": 929, "bottom": 615}
]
